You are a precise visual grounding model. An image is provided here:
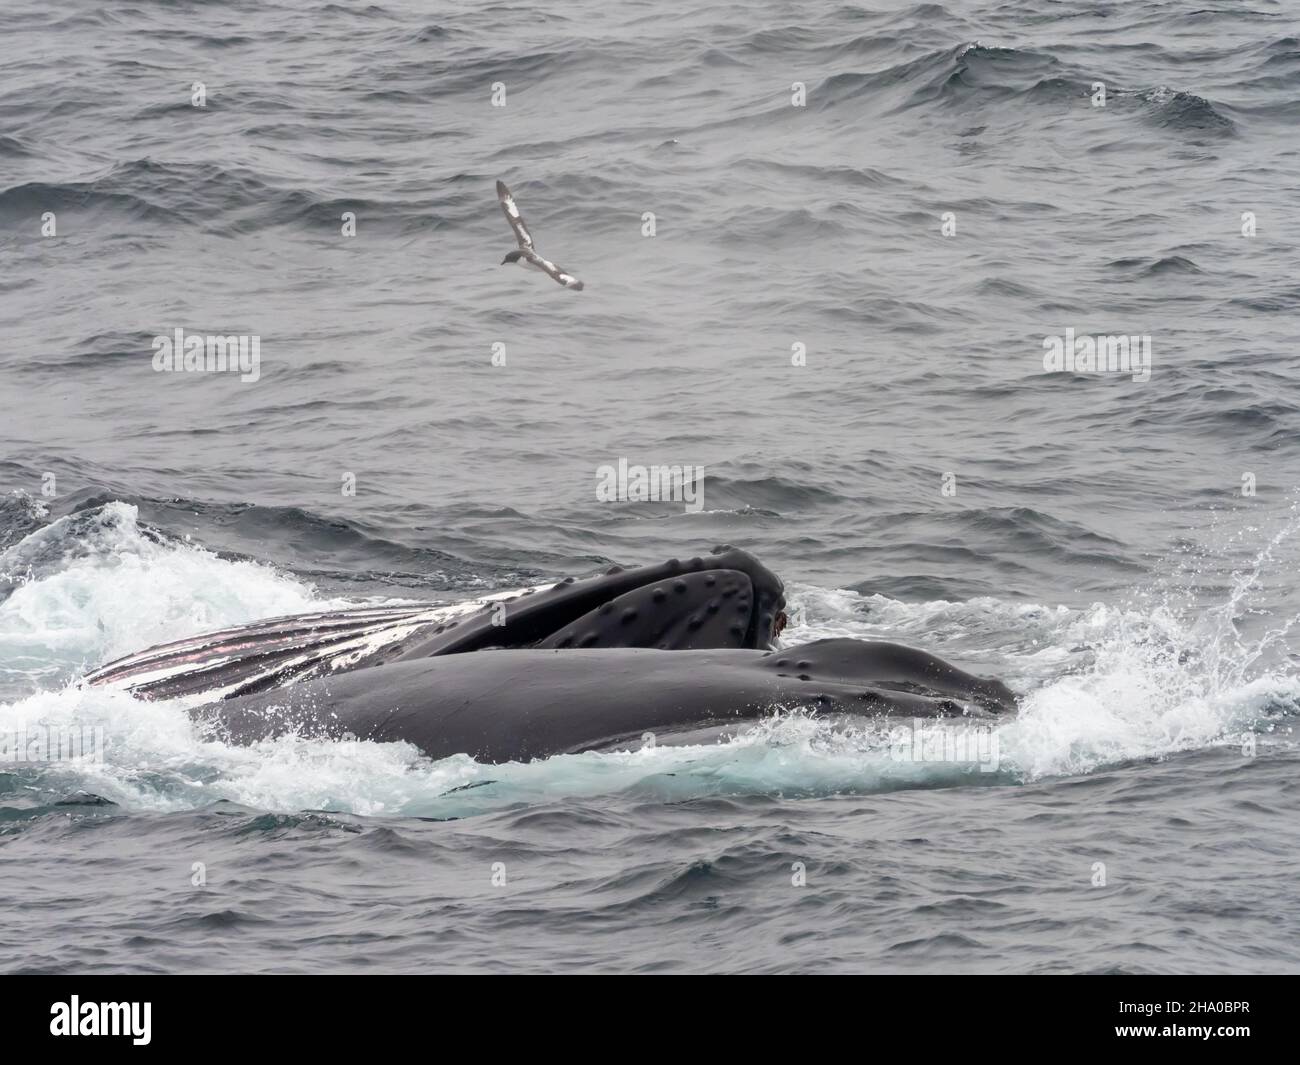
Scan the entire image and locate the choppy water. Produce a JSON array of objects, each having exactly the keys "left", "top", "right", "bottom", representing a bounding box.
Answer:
[{"left": 2, "top": 0, "right": 1299, "bottom": 973}]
